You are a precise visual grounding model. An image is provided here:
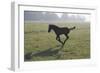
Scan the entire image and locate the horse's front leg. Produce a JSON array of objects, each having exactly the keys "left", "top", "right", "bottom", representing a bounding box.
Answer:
[{"left": 56, "top": 35, "right": 63, "bottom": 45}]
